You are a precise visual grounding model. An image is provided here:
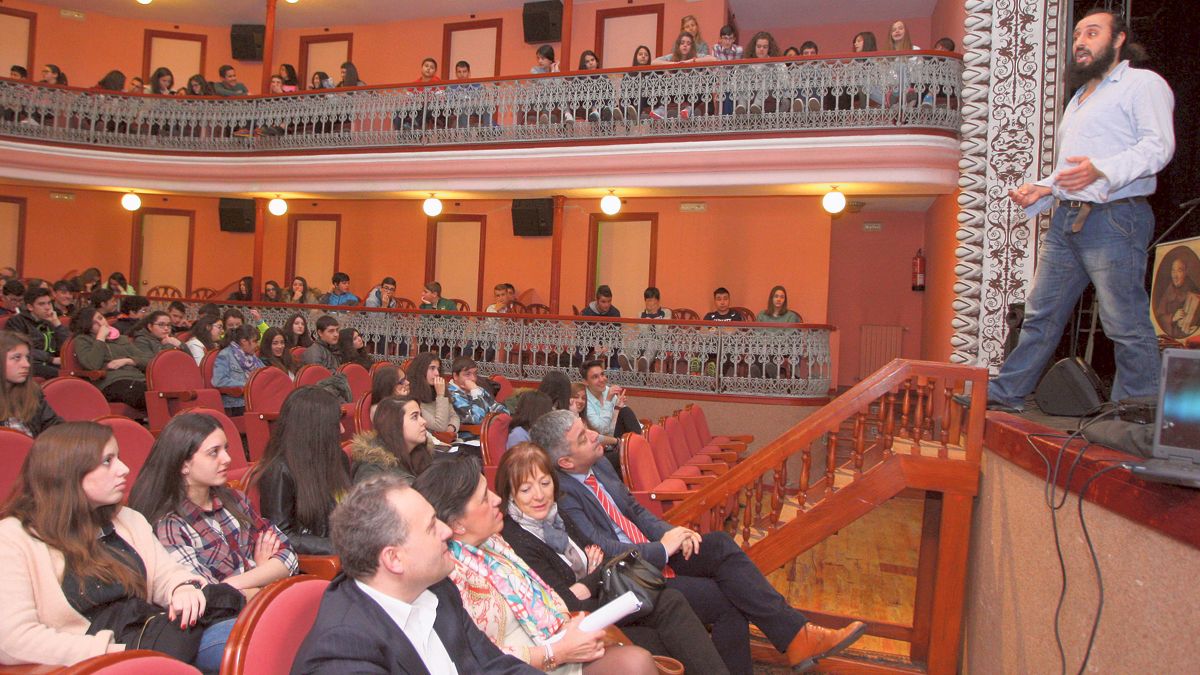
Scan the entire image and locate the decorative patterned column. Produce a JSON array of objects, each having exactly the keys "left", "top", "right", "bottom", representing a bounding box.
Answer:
[{"left": 954, "top": 0, "right": 1068, "bottom": 368}]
